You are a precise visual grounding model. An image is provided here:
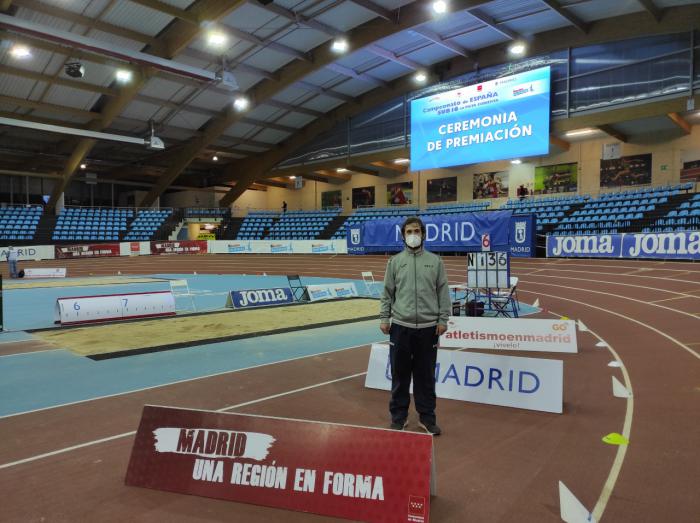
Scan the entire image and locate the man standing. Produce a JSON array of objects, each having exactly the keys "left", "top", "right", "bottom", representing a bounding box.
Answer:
[
  {"left": 282, "top": 201, "right": 288, "bottom": 213},
  {"left": 6, "top": 246, "right": 18, "bottom": 278},
  {"left": 380, "top": 217, "right": 450, "bottom": 435}
]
